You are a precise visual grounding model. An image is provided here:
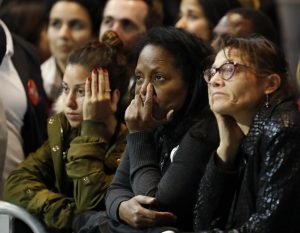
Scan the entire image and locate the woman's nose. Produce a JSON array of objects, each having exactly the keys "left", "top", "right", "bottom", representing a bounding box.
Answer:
[
  {"left": 209, "top": 73, "right": 224, "bottom": 87},
  {"left": 65, "top": 92, "right": 77, "bottom": 109},
  {"left": 59, "top": 24, "right": 71, "bottom": 38},
  {"left": 175, "top": 17, "right": 186, "bottom": 29},
  {"left": 139, "top": 79, "right": 150, "bottom": 97}
]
